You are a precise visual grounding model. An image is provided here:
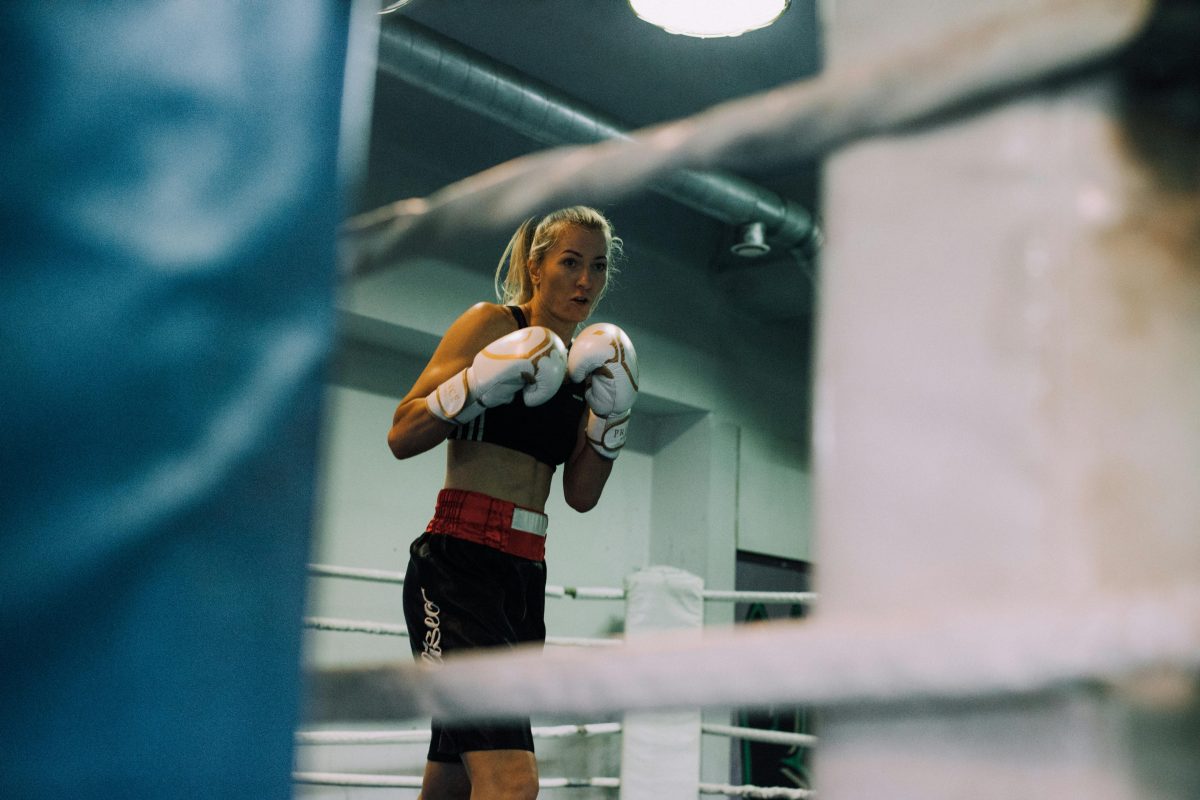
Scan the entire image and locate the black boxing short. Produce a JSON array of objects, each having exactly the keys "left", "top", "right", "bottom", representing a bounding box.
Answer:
[{"left": 402, "top": 489, "right": 548, "bottom": 761}]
